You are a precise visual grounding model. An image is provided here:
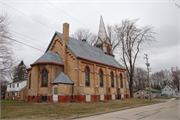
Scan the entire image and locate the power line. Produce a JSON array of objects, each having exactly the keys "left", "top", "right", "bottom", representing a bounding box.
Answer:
[
  {"left": 11, "top": 30, "right": 48, "bottom": 45},
  {"left": 1, "top": 1, "right": 56, "bottom": 31},
  {"left": 9, "top": 38, "right": 45, "bottom": 52},
  {"left": 12, "top": 34, "right": 46, "bottom": 49},
  {"left": 44, "top": 0, "right": 97, "bottom": 33}
]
